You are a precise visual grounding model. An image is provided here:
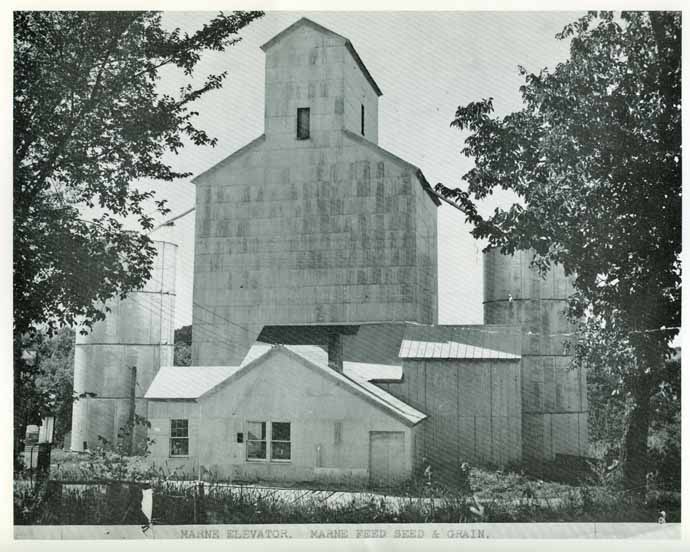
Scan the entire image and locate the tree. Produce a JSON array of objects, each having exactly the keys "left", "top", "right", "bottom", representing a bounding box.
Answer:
[
  {"left": 436, "top": 11, "right": 680, "bottom": 495},
  {"left": 17, "top": 328, "right": 76, "bottom": 449},
  {"left": 13, "top": 10, "right": 264, "bottom": 464},
  {"left": 174, "top": 325, "right": 192, "bottom": 367},
  {"left": 572, "top": 324, "right": 680, "bottom": 490}
]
